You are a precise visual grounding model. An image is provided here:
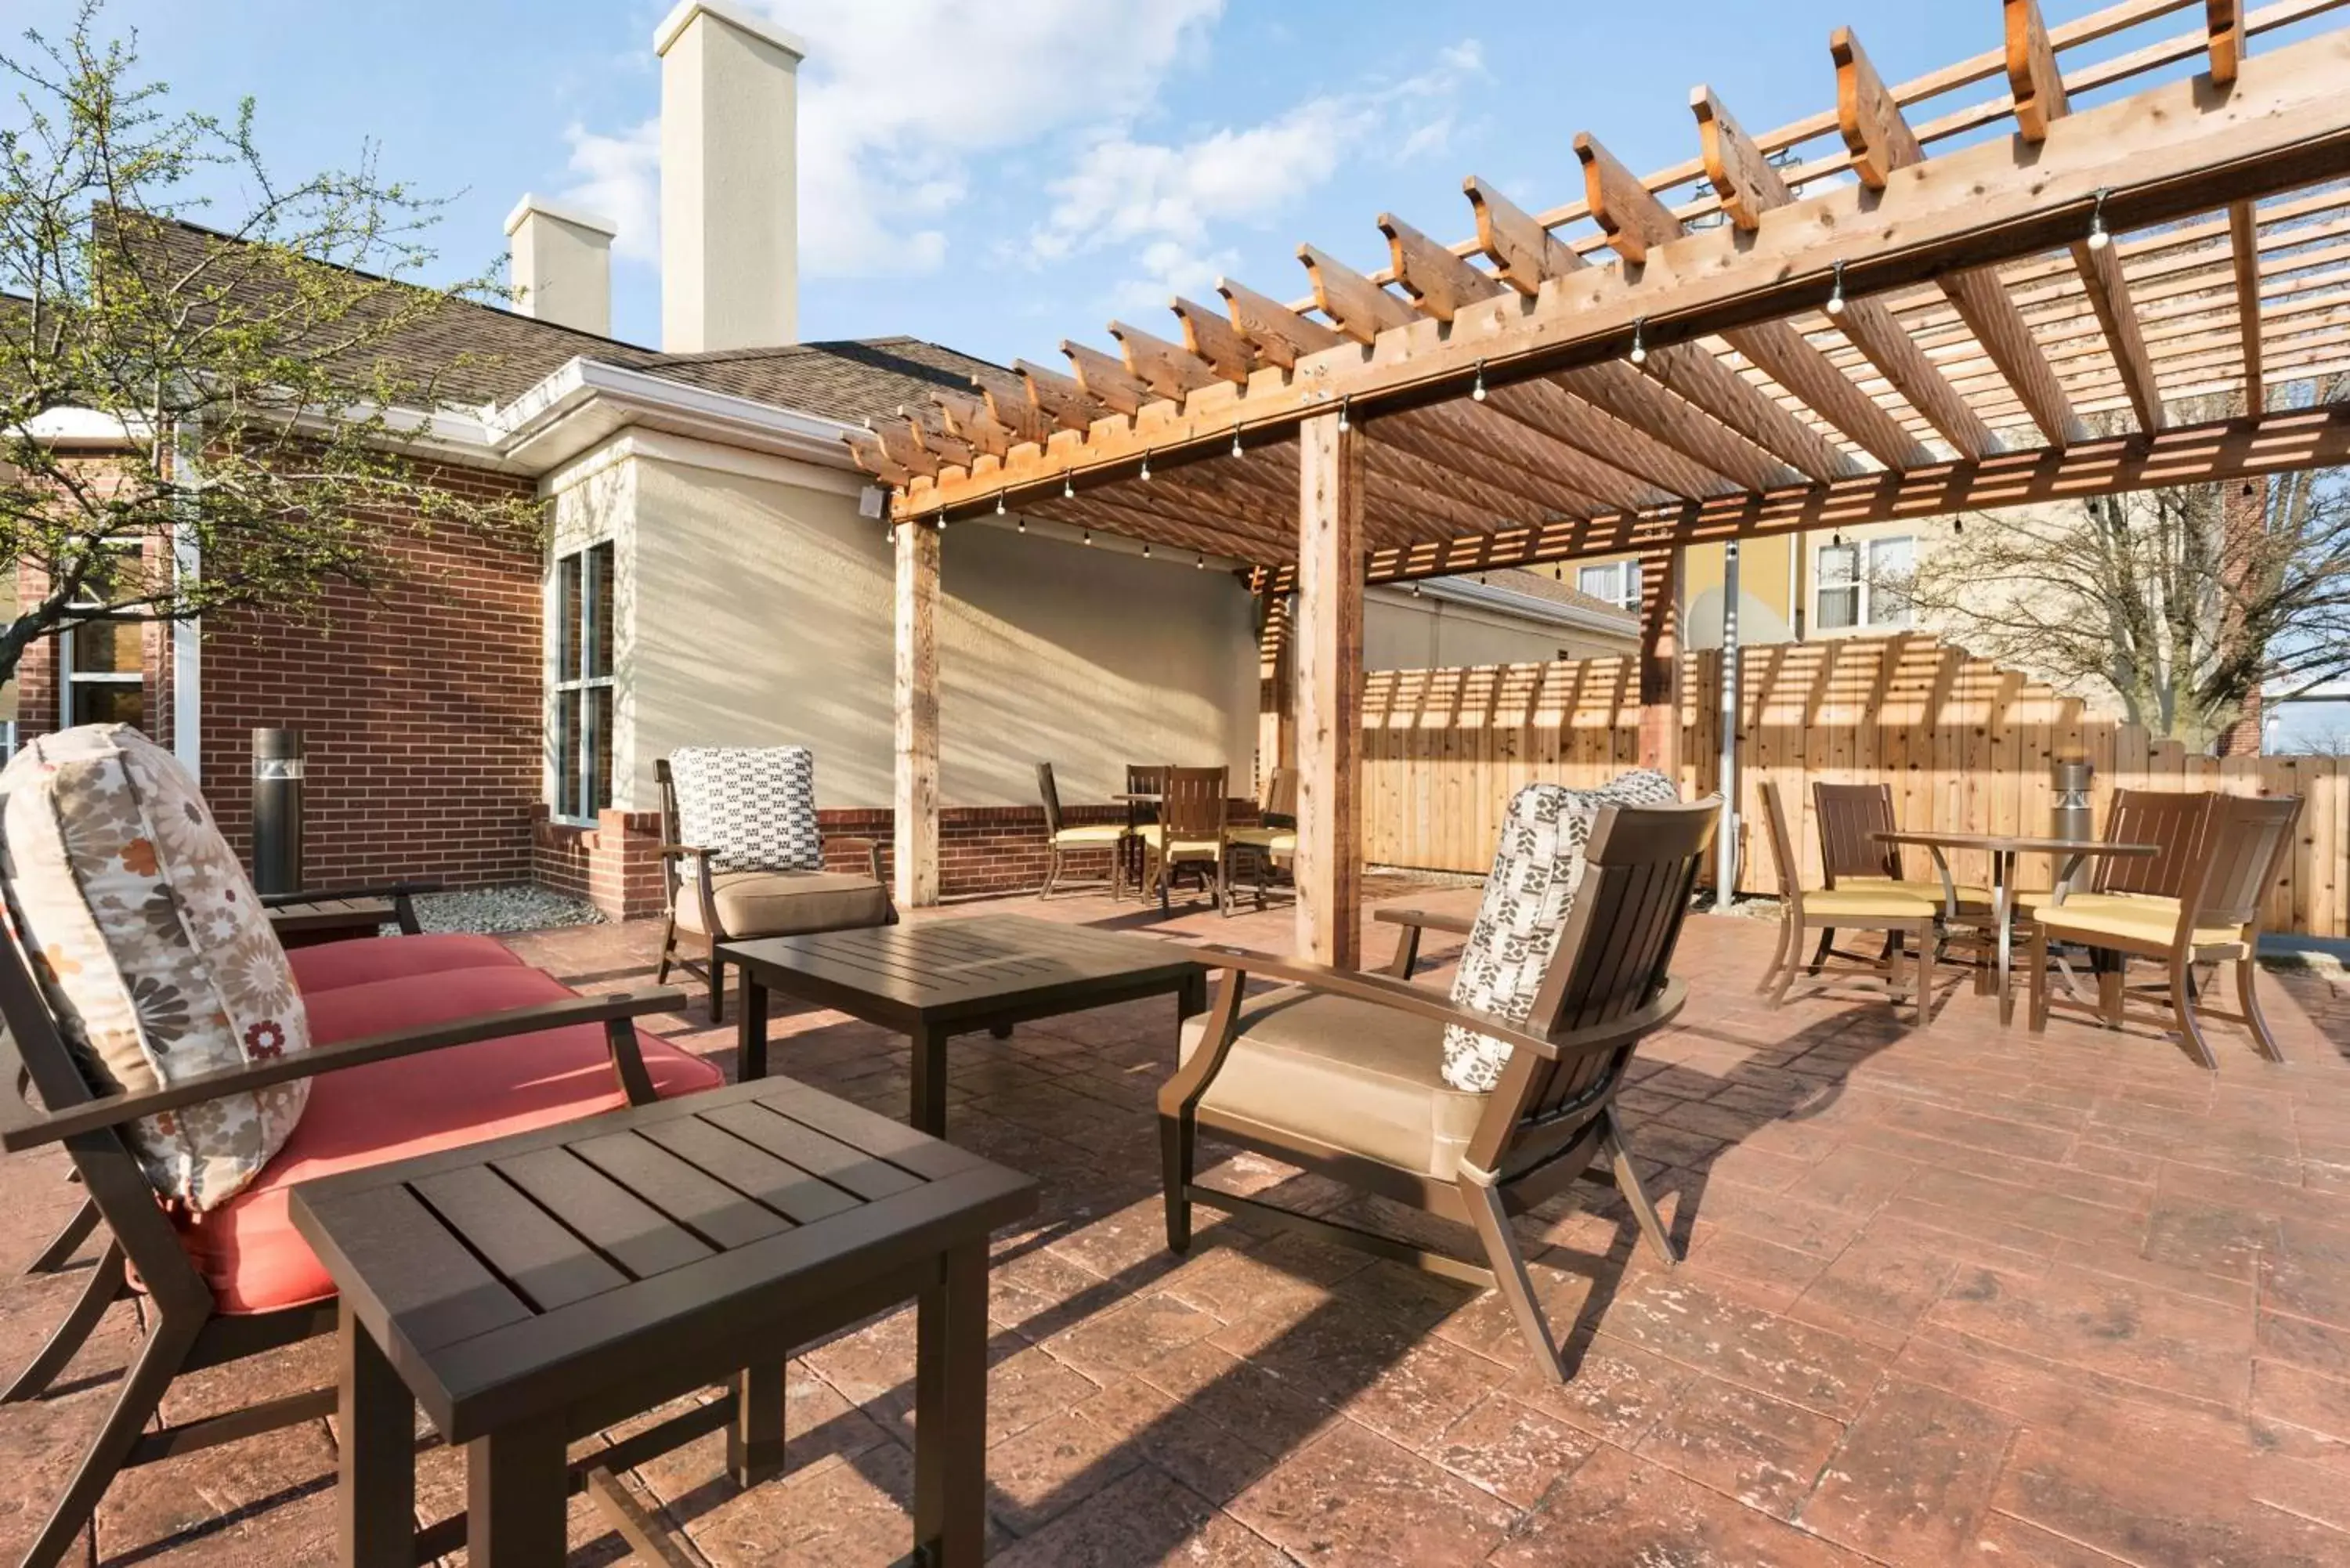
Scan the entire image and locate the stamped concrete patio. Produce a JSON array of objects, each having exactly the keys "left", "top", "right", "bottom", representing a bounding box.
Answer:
[{"left": 5, "top": 880, "right": 2350, "bottom": 1566}]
